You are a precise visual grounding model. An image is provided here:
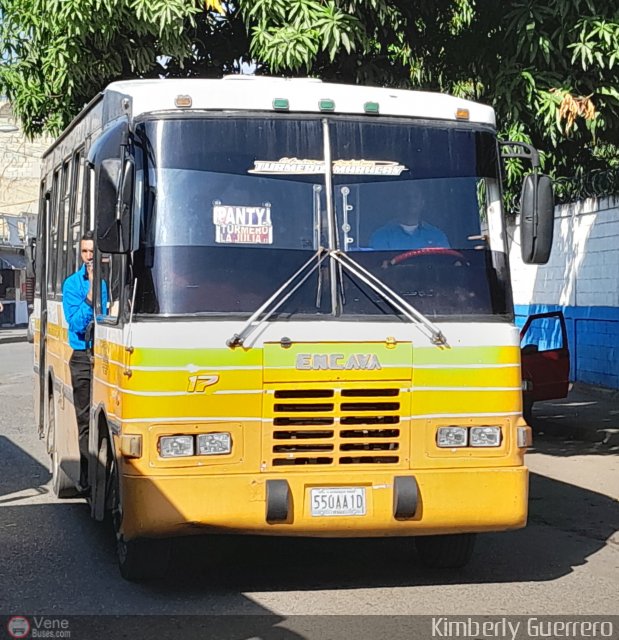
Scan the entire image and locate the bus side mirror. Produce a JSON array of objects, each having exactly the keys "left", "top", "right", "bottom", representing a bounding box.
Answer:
[
  {"left": 96, "top": 158, "right": 132, "bottom": 253},
  {"left": 97, "top": 158, "right": 122, "bottom": 252},
  {"left": 89, "top": 118, "right": 132, "bottom": 254},
  {"left": 520, "top": 173, "right": 554, "bottom": 264}
]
